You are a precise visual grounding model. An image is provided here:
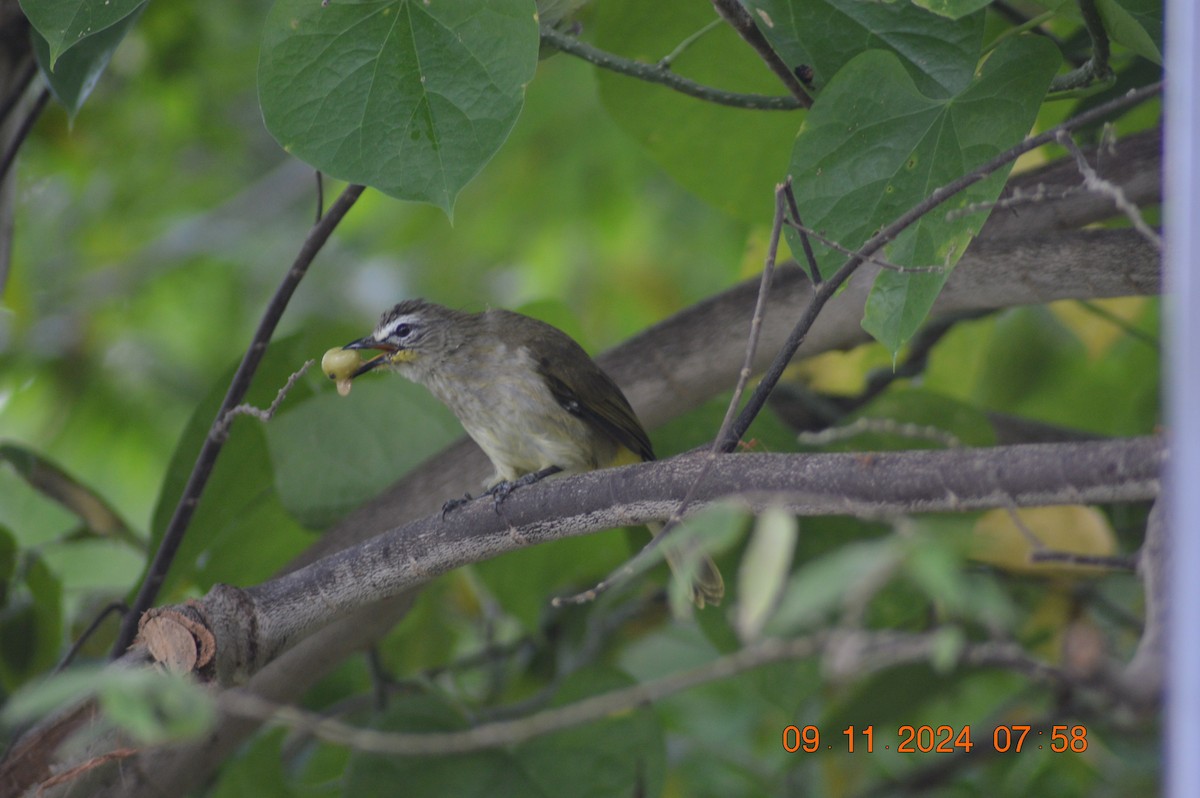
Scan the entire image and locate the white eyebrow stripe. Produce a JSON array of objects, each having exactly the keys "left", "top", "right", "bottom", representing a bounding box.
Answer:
[{"left": 375, "top": 314, "right": 421, "bottom": 339}]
